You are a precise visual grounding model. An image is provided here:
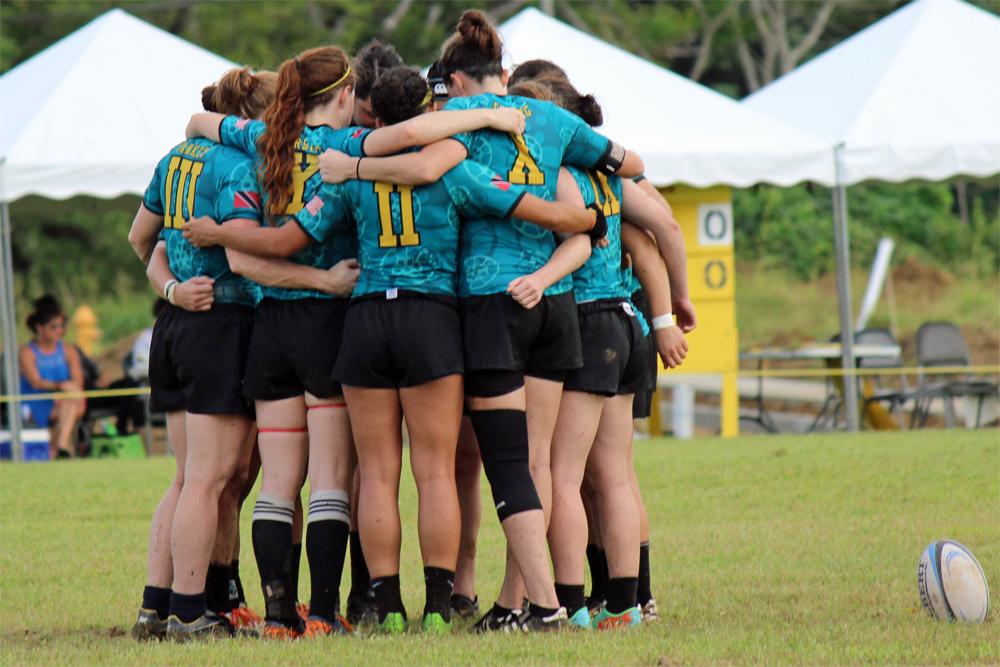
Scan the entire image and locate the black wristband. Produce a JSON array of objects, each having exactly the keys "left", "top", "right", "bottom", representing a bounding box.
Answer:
[
  {"left": 586, "top": 203, "right": 608, "bottom": 245},
  {"left": 356, "top": 157, "right": 362, "bottom": 180}
]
